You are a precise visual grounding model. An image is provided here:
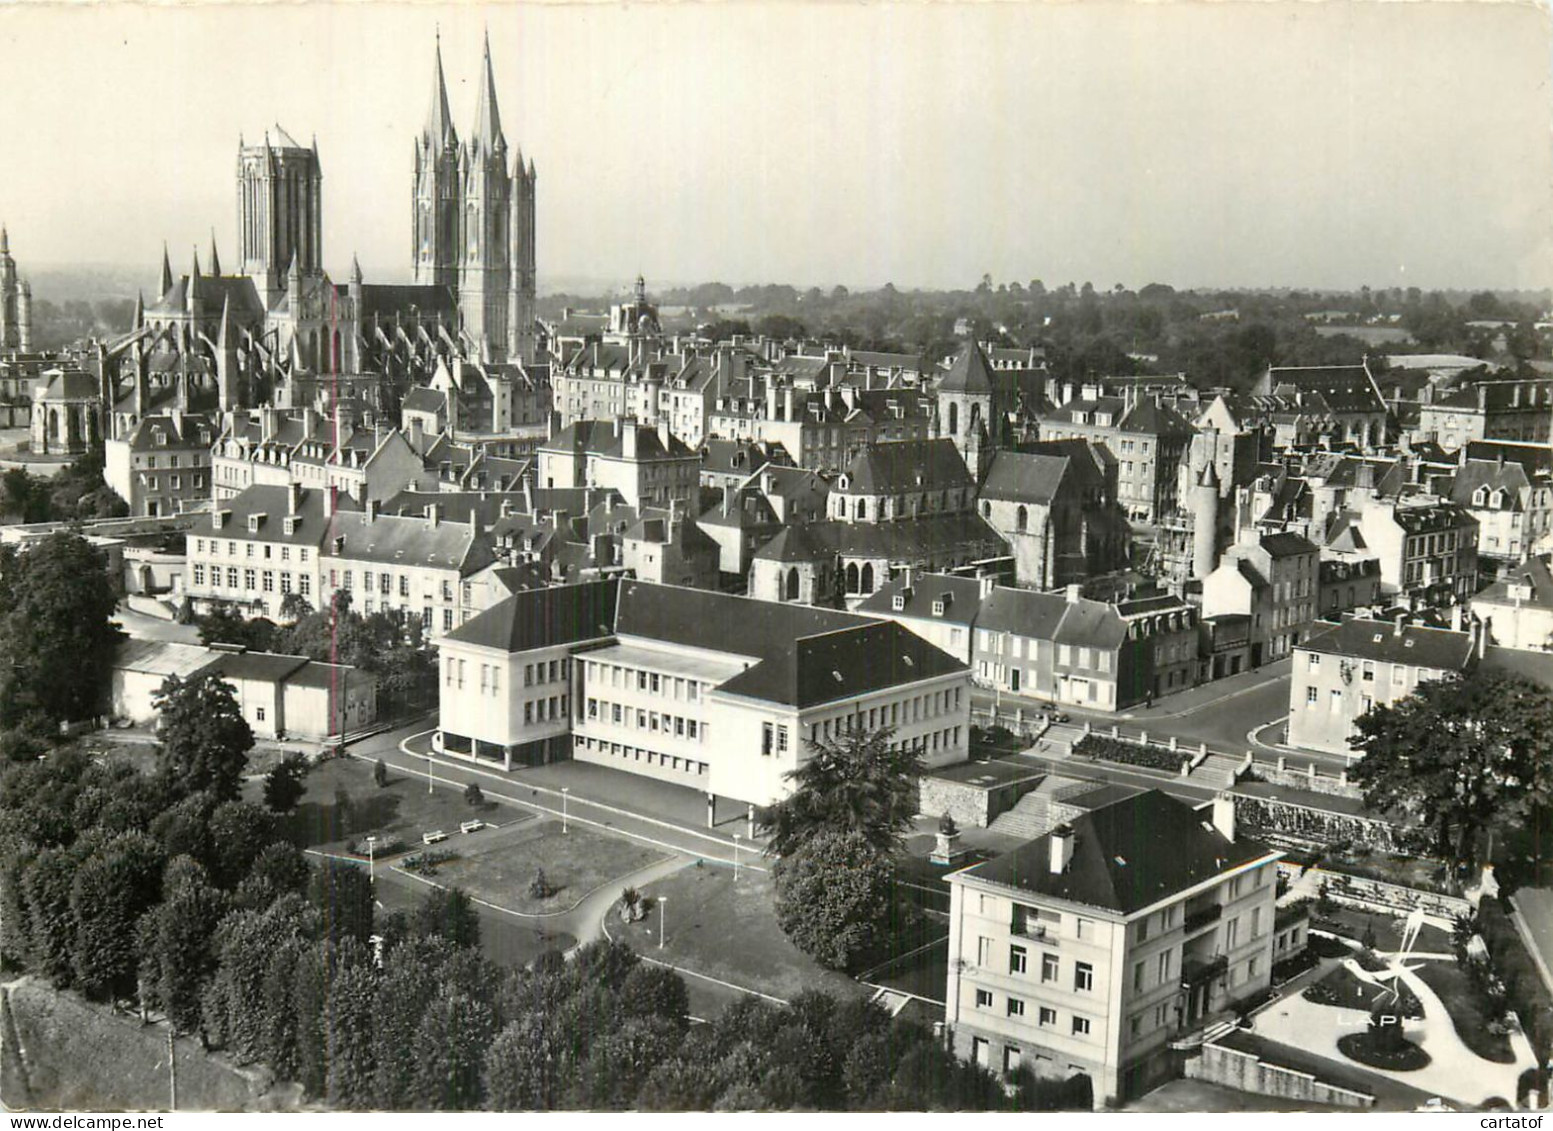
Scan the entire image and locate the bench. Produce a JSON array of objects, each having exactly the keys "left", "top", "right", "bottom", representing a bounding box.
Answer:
[
  {"left": 422, "top": 830, "right": 448, "bottom": 845},
  {"left": 460, "top": 820, "right": 485, "bottom": 834}
]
